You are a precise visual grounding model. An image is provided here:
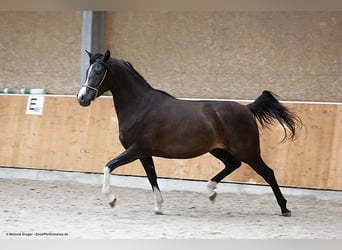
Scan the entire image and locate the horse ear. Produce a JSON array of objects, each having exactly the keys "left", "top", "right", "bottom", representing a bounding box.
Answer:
[
  {"left": 104, "top": 50, "right": 111, "bottom": 62},
  {"left": 85, "top": 50, "right": 92, "bottom": 58}
]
